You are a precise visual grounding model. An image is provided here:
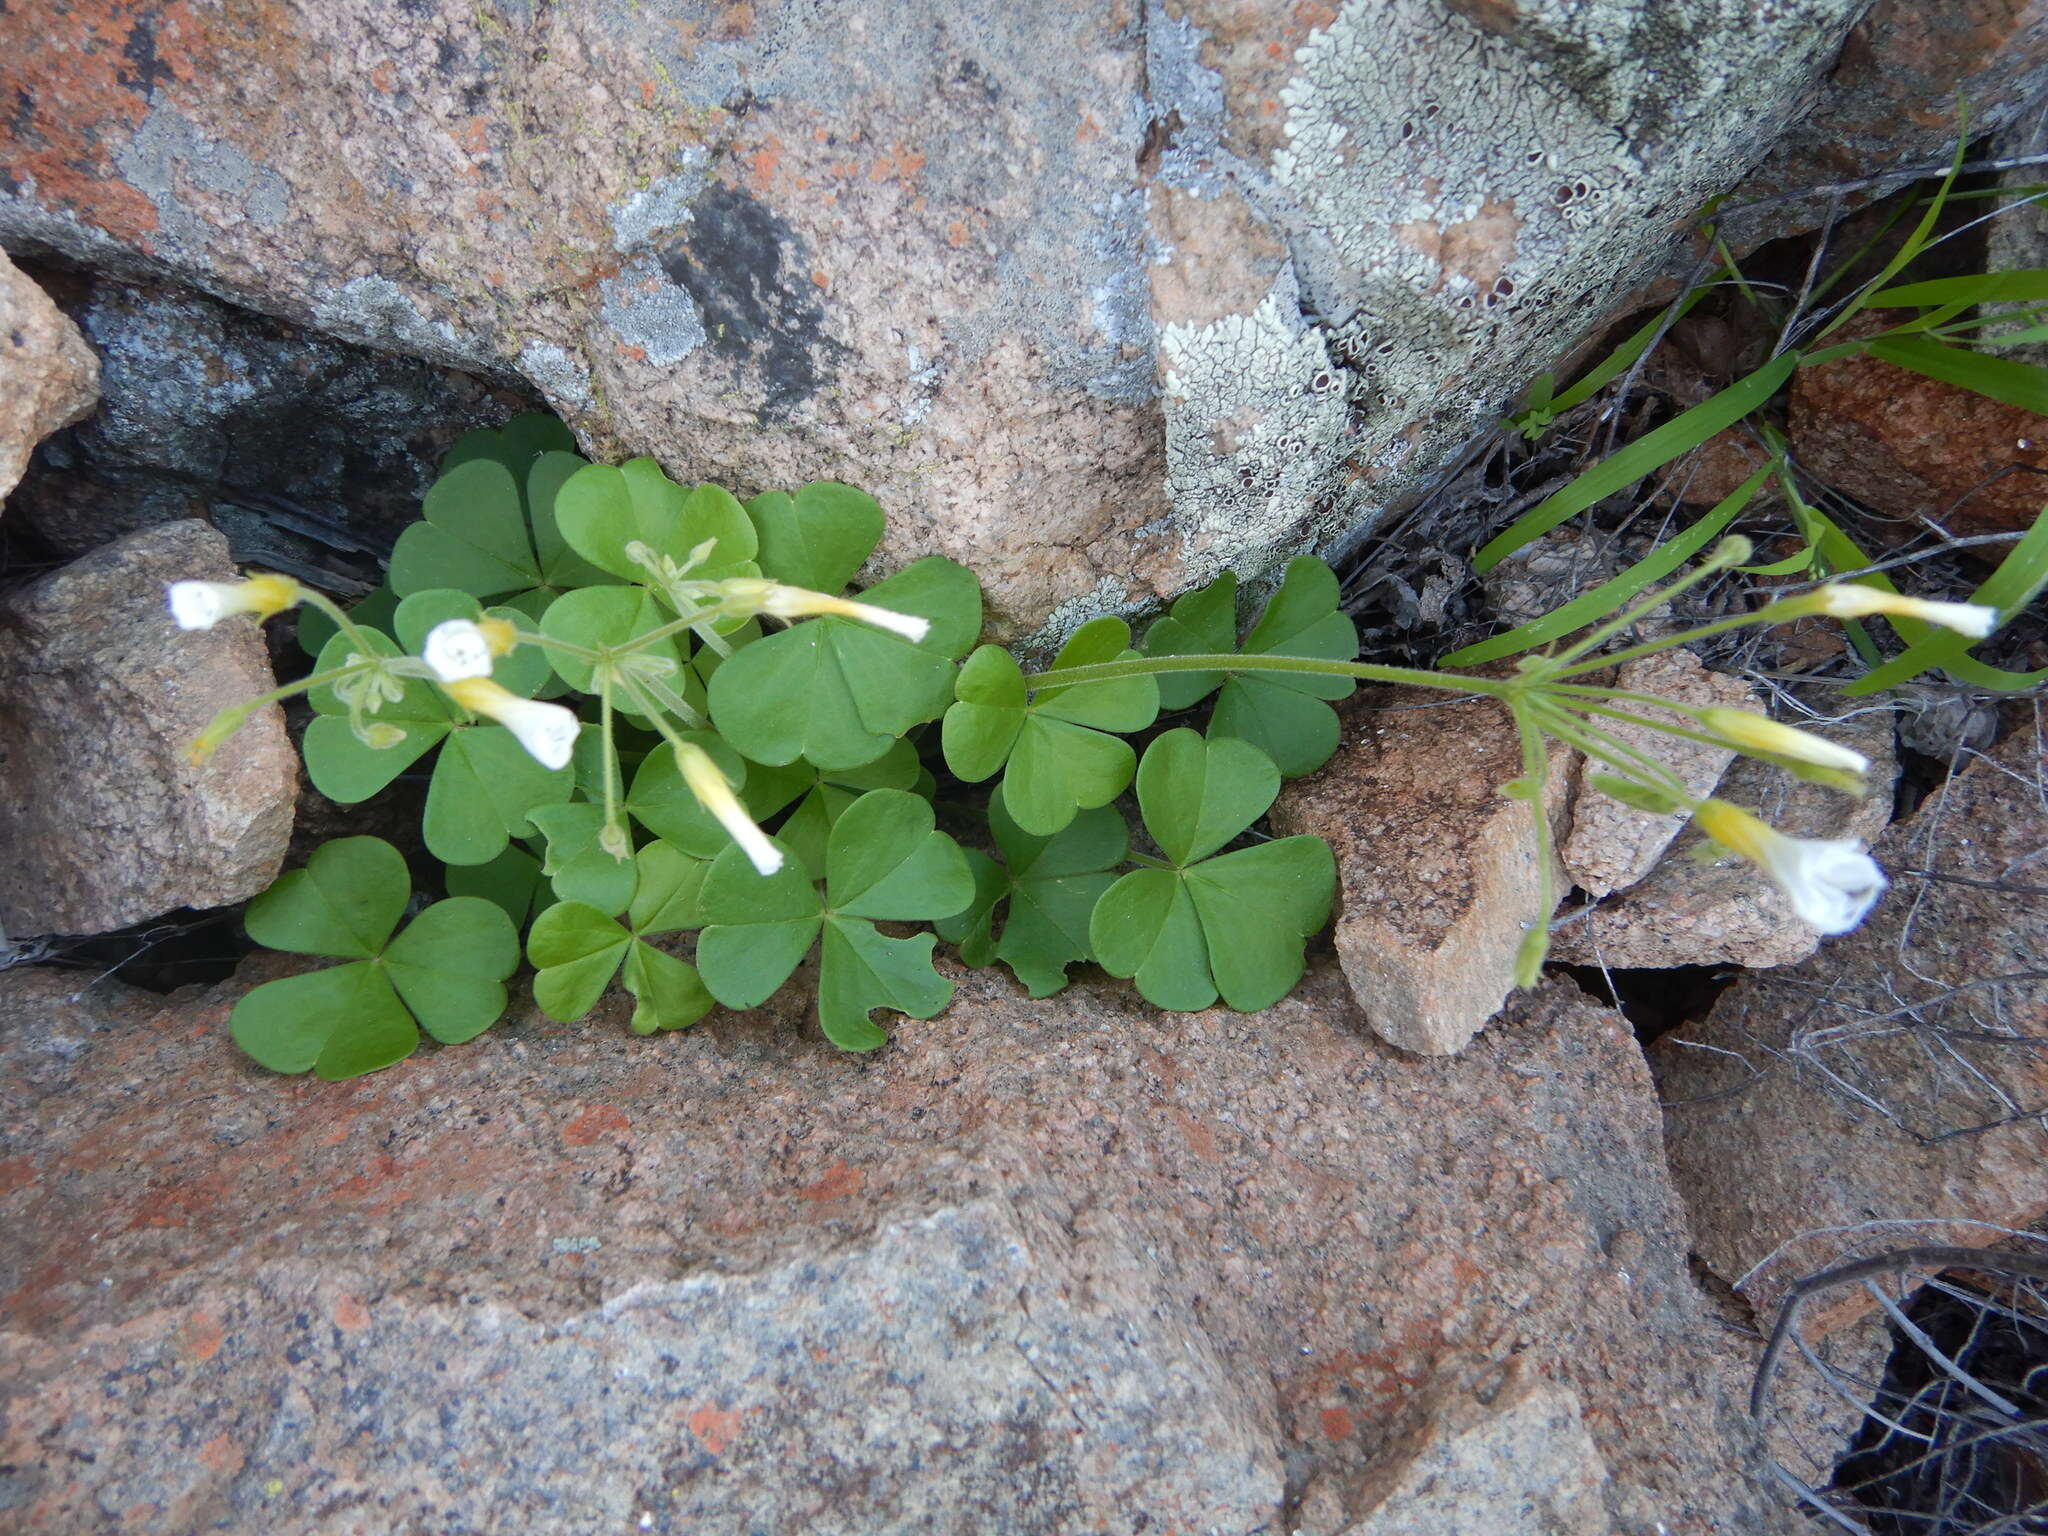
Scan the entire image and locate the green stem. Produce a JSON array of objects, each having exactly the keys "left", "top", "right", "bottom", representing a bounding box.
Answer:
[
  {"left": 598, "top": 671, "right": 625, "bottom": 854},
  {"left": 1019, "top": 652, "right": 1516, "bottom": 697},
  {"left": 1527, "top": 697, "right": 1699, "bottom": 803},
  {"left": 618, "top": 672, "right": 698, "bottom": 757},
  {"left": 1125, "top": 851, "right": 1177, "bottom": 871},
  {"left": 1510, "top": 706, "right": 1555, "bottom": 989},
  {"left": 297, "top": 589, "right": 383, "bottom": 663},
  {"left": 1547, "top": 599, "right": 1805, "bottom": 680},
  {"left": 630, "top": 671, "right": 707, "bottom": 730},
  {"left": 240, "top": 658, "right": 378, "bottom": 713}
]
